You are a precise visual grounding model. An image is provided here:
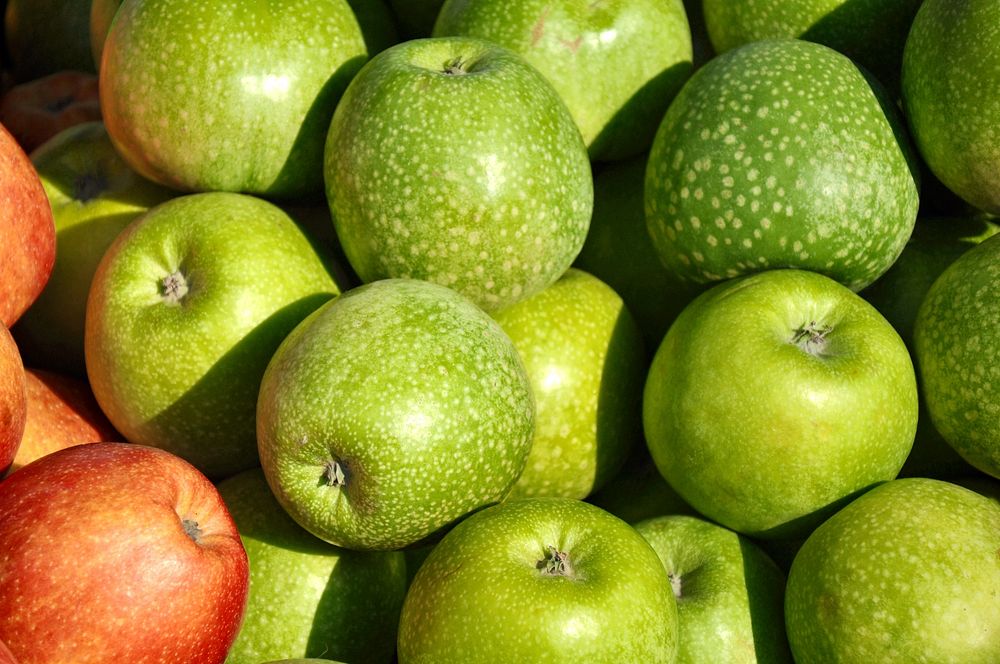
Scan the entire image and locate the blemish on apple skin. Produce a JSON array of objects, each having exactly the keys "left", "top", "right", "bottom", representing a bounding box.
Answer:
[
  {"left": 530, "top": 8, "right": 551, "bottom": 48},
  {"left": 560, "top": 37, "right": 584, "bottom": 54}
]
